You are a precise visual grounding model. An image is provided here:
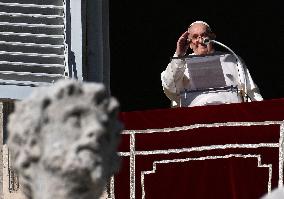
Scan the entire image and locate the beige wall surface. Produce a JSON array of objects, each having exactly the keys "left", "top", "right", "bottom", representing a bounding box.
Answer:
[
  {"left": 1, "top": 102, "right": 3, "bottom": 199},
  {"left": 2, "top": 145, "right": 25, "bottom": 199}
]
